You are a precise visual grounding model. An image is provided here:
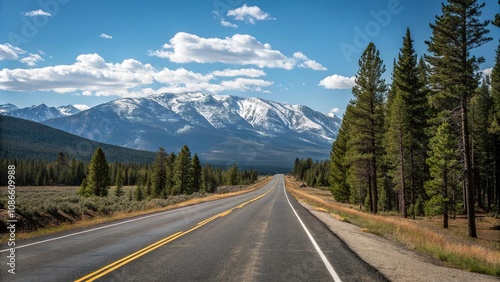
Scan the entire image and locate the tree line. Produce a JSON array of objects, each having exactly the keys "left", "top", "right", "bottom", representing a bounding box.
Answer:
[
  {"left": 77, "top": 146, "right": 258, "bottom": 199},
  {"left": 0, "top": 145, "right": 258, "bottom": 200},
  {"left": 295, "top": 0, "right": 499, "bottom": 238}
]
